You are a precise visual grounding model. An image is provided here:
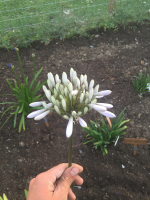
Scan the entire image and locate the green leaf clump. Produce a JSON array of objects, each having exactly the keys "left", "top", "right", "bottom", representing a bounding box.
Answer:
[
  {"left": 82, "top": 108, "right": 129, "bottom": 155},
  {"left": 133, "top": 69, "right": 150, "bottom": 94},
  {"left": 0, "top": 50, "right": 46, "bottom": 132}
]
